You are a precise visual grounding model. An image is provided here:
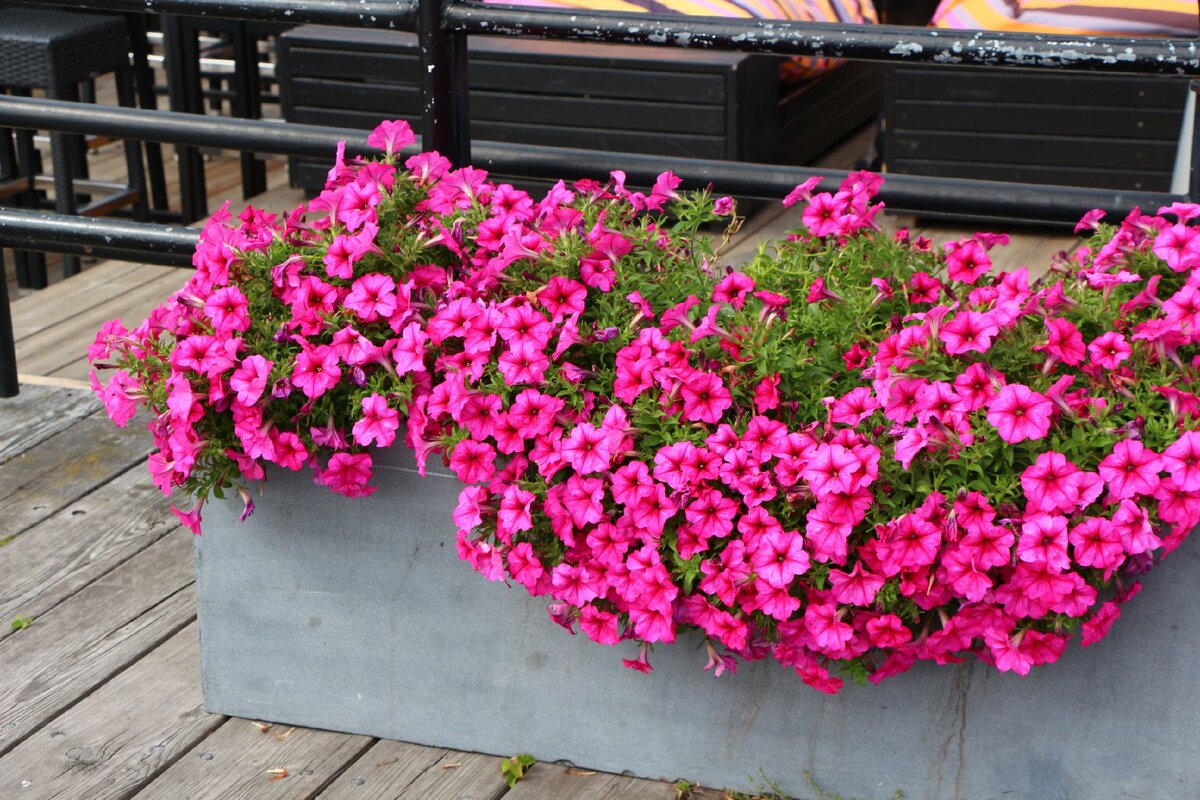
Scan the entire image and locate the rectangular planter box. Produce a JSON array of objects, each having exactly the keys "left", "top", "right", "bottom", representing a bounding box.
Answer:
[{"left": 197, "top": 447, "right": 1200, "bottom": 799}]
